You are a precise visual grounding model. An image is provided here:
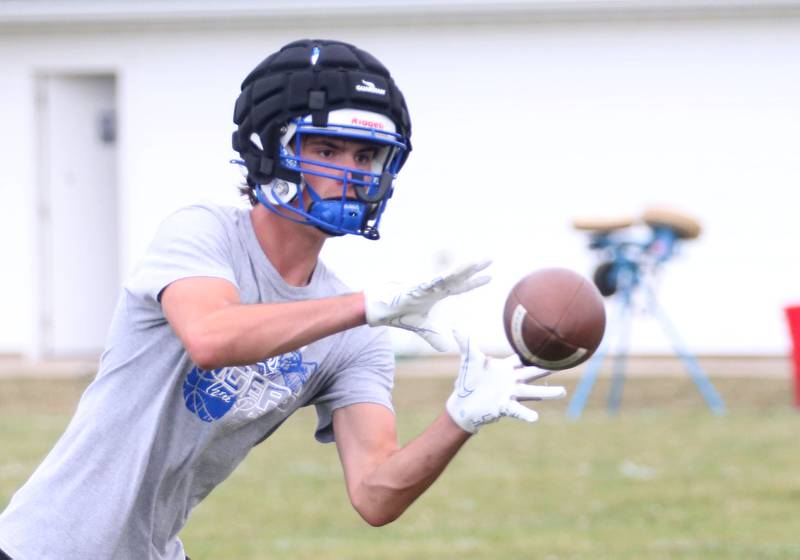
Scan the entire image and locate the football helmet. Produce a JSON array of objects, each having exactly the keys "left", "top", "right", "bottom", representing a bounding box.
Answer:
[{"left": 232, "top": 39, "right": 412, "bottom": 239}]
